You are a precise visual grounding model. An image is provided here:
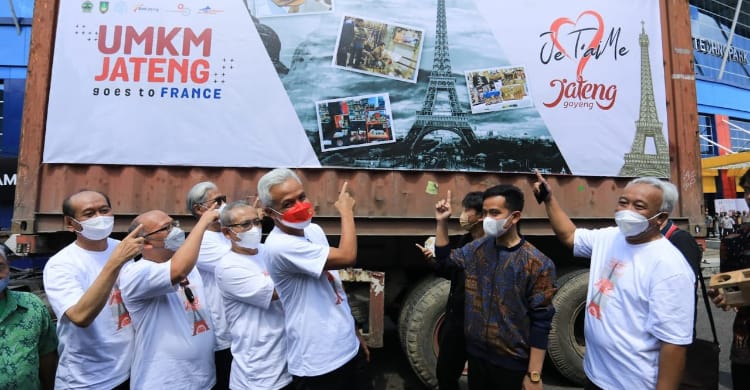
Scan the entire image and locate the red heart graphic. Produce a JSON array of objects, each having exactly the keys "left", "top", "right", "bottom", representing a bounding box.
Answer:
[{"left": 549, "top": 10, "right": 604, "bottom": 81}]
